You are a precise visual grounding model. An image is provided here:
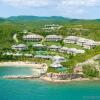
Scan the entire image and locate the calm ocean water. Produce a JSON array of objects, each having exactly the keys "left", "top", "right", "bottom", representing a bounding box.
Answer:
[{"left": 0, "top": 67, "right": 100, "bottom": 100}]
